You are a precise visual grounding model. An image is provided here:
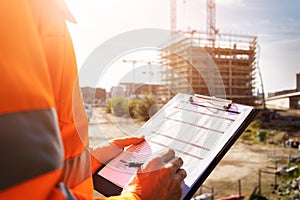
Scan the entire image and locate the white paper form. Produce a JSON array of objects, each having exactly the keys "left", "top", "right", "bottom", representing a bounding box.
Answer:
[{"left": 98, "top": 93, "right": 255, "bottom": 197}]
